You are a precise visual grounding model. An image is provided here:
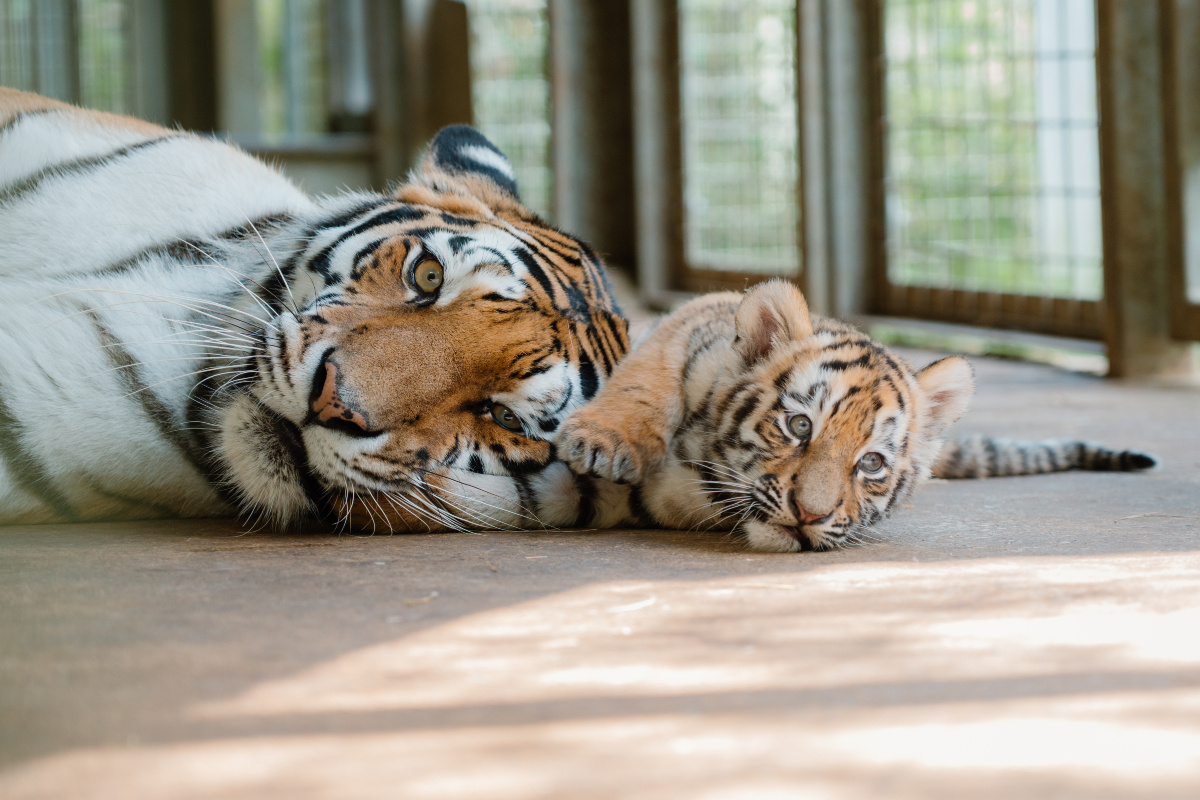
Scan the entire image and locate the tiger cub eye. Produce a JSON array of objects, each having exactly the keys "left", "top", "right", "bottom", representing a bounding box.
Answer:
[
  {"left": 859, "top": 452, "right": 885, "bottom": 474},
  {"left": 787, "top": 414, "right": 812, "bottom": 438},
  {"left": 414, "top": 258, "right": 444, "bottom": 293},
  {"left": 491, "top": 404, "right": 523, "bottom": 433}
]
